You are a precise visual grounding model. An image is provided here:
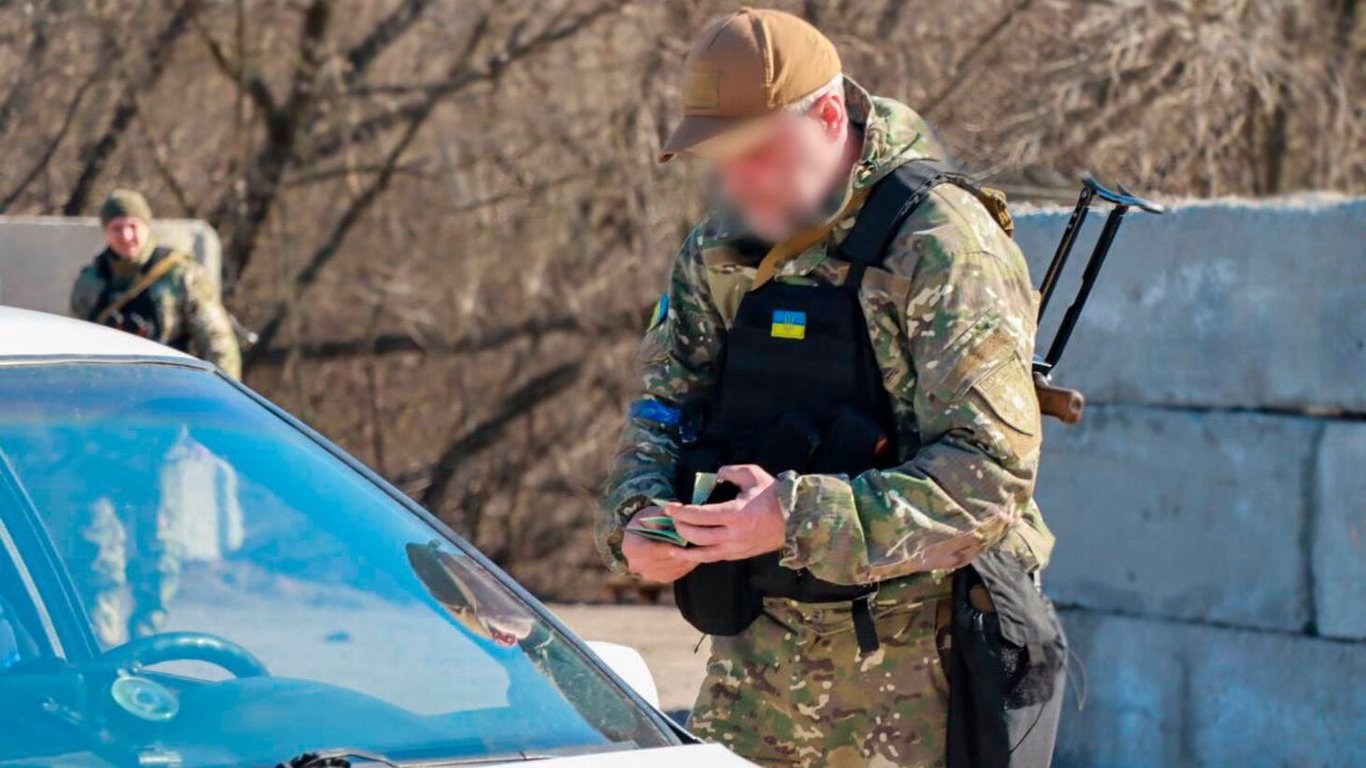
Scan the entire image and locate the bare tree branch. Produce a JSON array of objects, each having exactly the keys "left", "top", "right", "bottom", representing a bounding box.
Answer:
[
  {"left": 343, "top": 0, "right": 437, "bottom": 86},
  {"left": 0, "top": 4, "right": 51, "bottom": 139},
  {"left": 300, "top": 0, "right": 629, "bottom": 167},
  {"left": 210, "top": 0, "right": 334, "bottom": 285},
  {"left": 187, "top": 9, "right": 277, "bottom": 116},
  {"left": 124, "top": 76, "right": 197, "bottom": 216},
  {"left": 242, "top": 4, "right": 627, "bottom": 356},
  {"left": 245, "top": 14, "right": 492, "bottom": 356},
  {"left": 62, "top": 0, "right": 197, "bottom": 215},
  {"left": 420, "top": 361, "right": 583, "bottom": 511},
  {"left": 248, "top": 306, "right": 647, "bottom": 364},
  {"left": 921, "top": 0, "right": 1034, "bottom": 118},
  {"left": 0, "top": 71, "right": 100, "bottom": 212}
]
